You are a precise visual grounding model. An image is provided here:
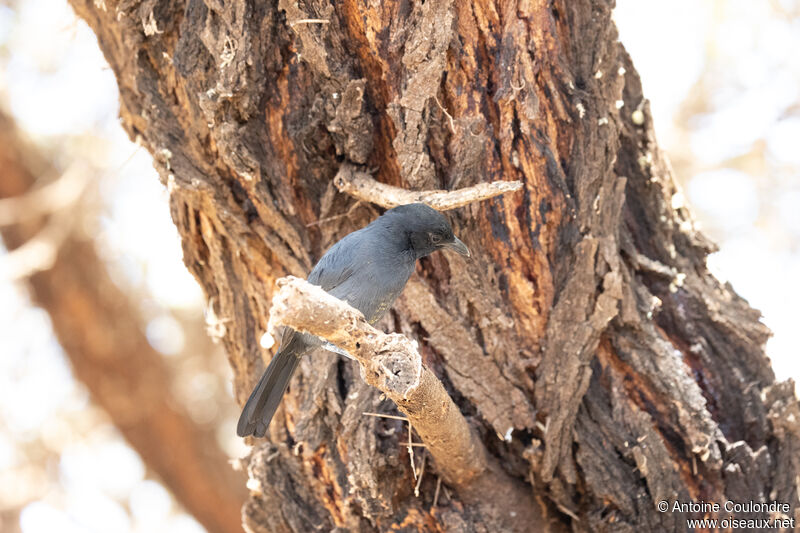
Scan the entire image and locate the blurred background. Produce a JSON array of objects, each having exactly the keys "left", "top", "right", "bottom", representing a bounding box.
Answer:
[{"left": 0, "top": 0, "right": 797, "bottom": 532}]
